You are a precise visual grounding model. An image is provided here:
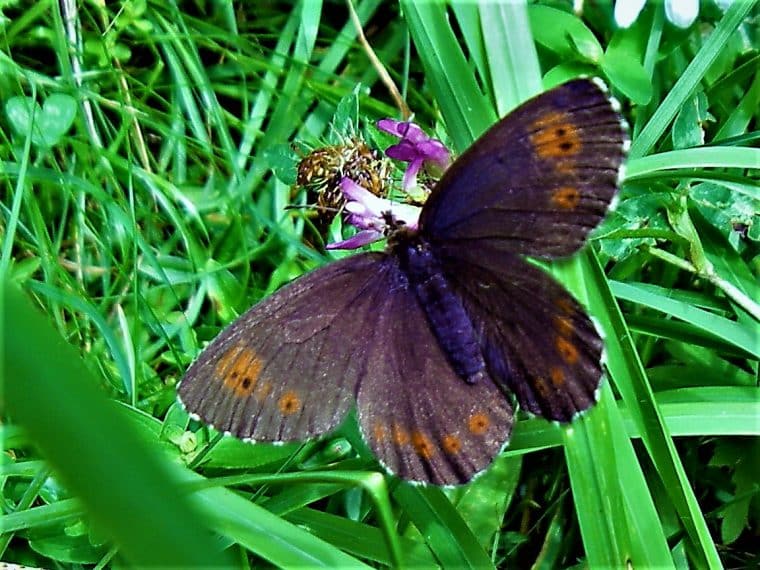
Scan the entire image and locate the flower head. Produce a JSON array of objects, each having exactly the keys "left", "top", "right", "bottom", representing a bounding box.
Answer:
[
  {"left": 326, "top": 177, "right": 421, "bottom": 250},
  {"left": 327, "top": 118, "right": 451, "bottom": 250},
  {"left": 376, "top": 119, "right": 451, "bottom": 193}
]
